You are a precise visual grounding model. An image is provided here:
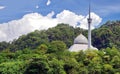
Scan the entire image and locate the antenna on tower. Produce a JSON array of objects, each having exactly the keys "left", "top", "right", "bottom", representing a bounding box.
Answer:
[{"left": 87, "top": 0, "right": 92, "bottom": 49}]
